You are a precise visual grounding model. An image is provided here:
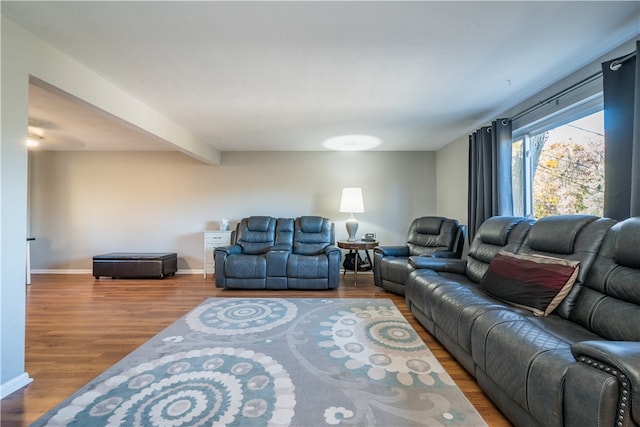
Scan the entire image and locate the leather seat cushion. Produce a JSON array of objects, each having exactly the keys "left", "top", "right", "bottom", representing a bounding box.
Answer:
[
  {"left": 431, "top": 285, "right": 509, "bottom": 353},
  {"left": 287, "top": 253, "right": 328, "bottom": 278},
  {"left": 405, "top": 270, "right": 468, "bottom": 322},
  {"left": 471, "top": 311, "right": 599, "bottom": 427},
  {"left": 224, "top": 254, "right": 267, "bottom": 278}
]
